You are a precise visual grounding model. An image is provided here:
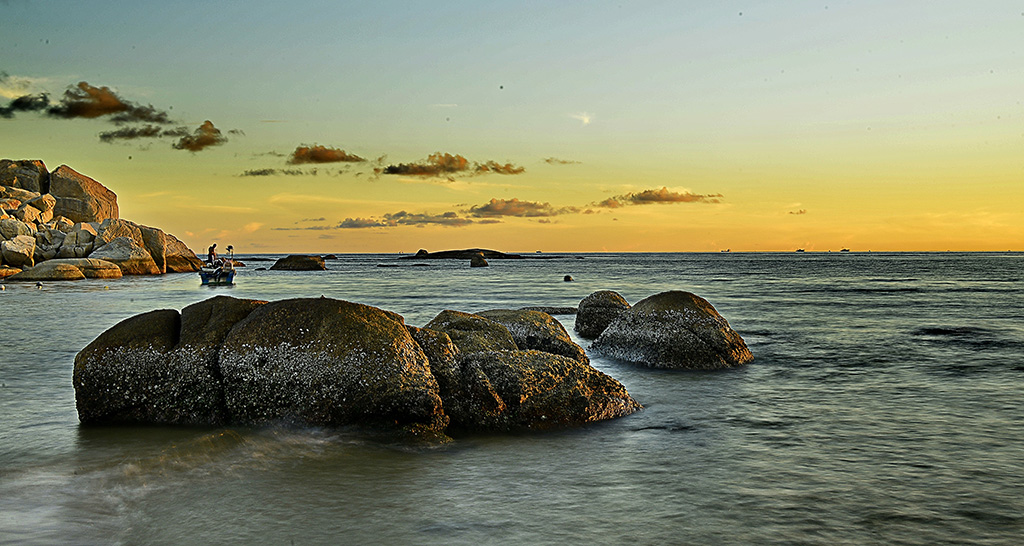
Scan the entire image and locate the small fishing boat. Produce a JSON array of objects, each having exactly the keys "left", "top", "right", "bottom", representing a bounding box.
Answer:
[{"left": 199, "top": 245, "right": 236, "bottom": 286}]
